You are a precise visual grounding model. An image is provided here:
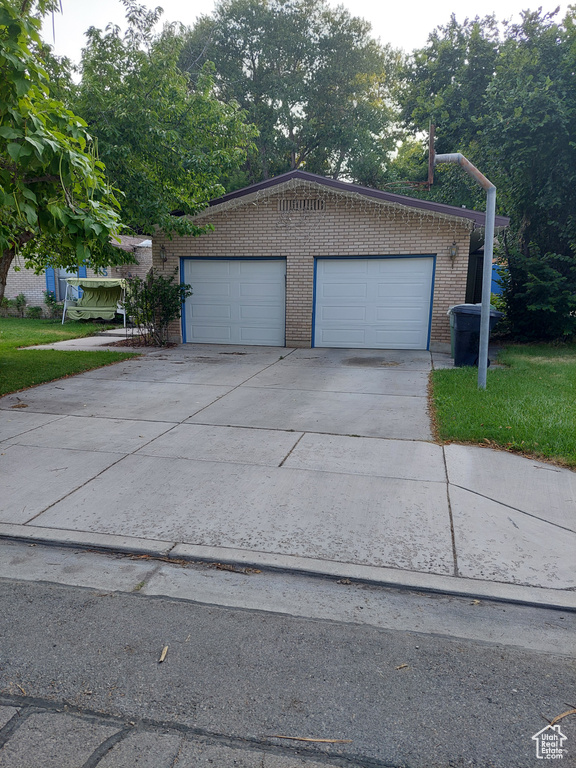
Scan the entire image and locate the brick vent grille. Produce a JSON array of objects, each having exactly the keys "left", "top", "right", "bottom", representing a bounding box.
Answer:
[{"left": 278, "top": 199, "right": 326, "bottom": 212}]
